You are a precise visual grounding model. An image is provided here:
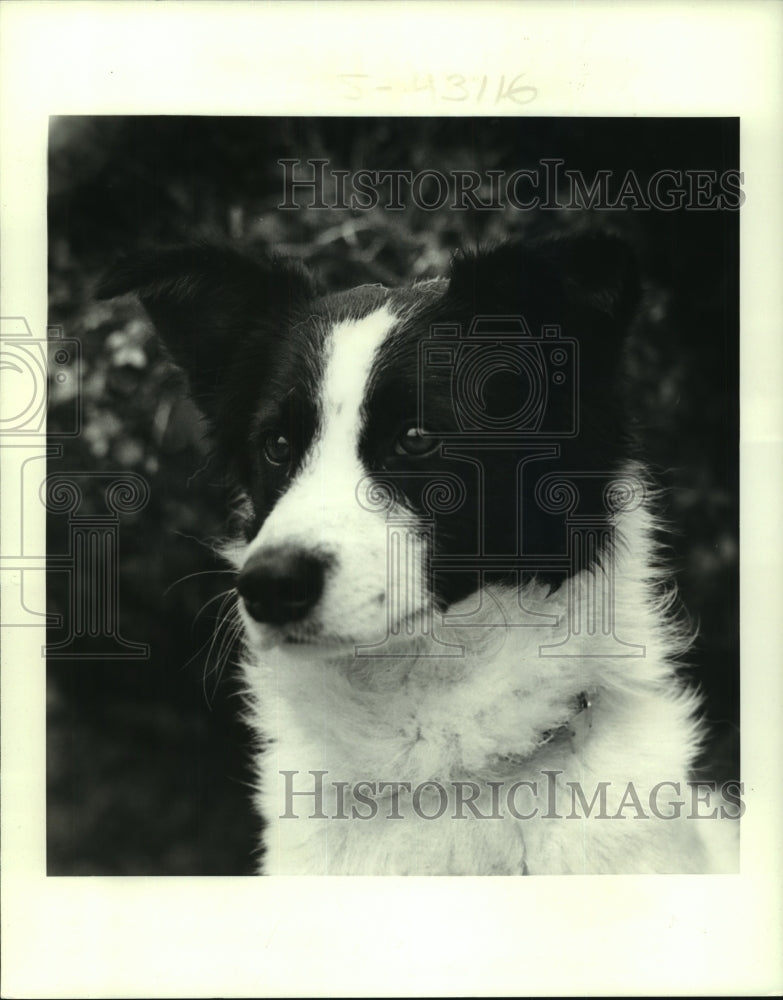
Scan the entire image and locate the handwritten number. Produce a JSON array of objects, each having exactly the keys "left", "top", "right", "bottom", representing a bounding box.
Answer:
[
  {"left": 496, "top": 74, "right": 538, "bottom": 106},
  {"left": 337, "top": 73, "right": 538, "bottom": 106},
  {"left": 339, "top": 75, "right": 369, "bottom": 100},
  {"left": 412, "top": 74, "right": 437, "bottom": 98},
  {"left": 442, "top": 74, "right": 469, "bottom": 102}
]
